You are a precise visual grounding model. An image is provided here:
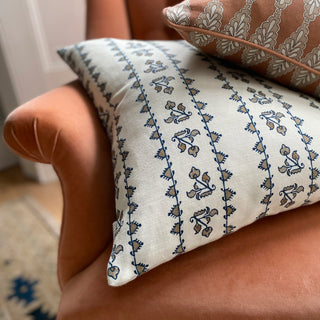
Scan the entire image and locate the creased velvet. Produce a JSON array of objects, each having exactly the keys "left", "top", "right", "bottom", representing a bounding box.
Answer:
[
  {"left": 58, "top": 202, "right": 320, "bottom": 319},
  {"left": 86, "top": 0, "right": 131, "bottom": 39},
  {"left": 4, "top": 81, "right": 116, "bottom": 289}
]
